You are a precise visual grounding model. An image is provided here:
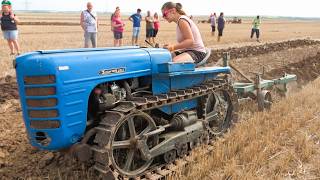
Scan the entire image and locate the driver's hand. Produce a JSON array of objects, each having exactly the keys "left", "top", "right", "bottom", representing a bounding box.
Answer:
[{"left": 163, "top": 44, "right": 175, "bottom": 52}]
